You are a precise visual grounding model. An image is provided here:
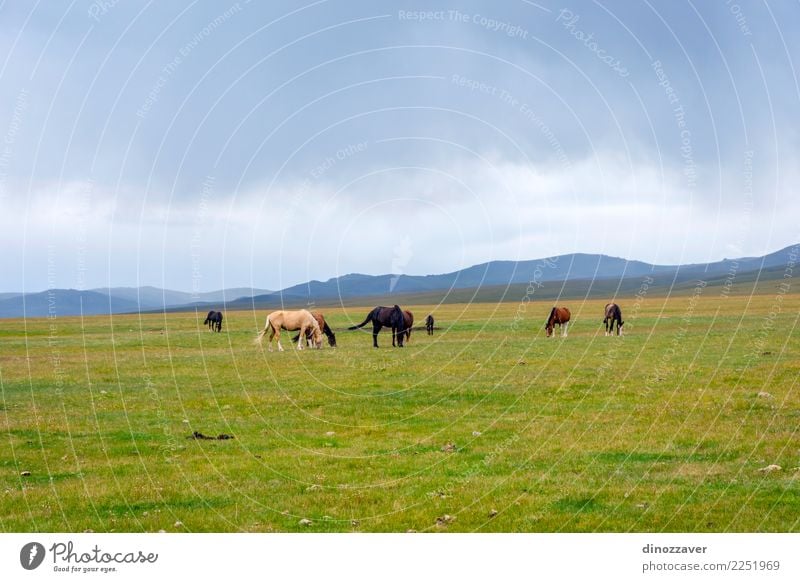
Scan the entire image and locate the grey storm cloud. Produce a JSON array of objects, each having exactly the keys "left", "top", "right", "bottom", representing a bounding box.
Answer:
[{"left": 1, "top": 0, "right": 798, "bottom": 291}]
